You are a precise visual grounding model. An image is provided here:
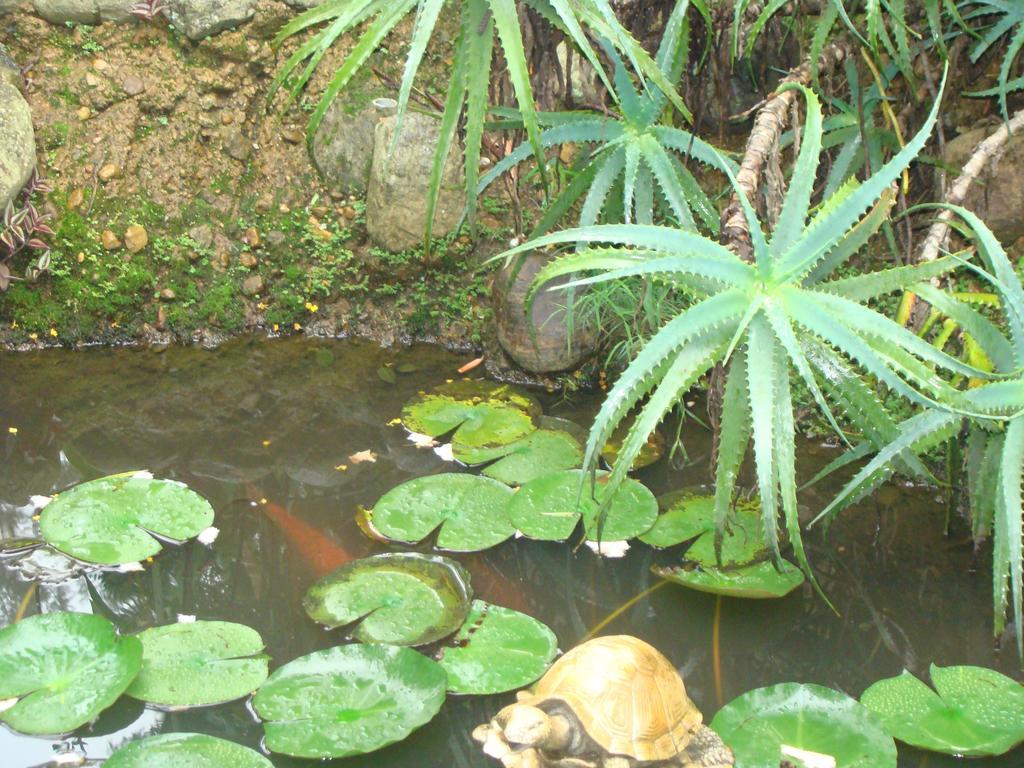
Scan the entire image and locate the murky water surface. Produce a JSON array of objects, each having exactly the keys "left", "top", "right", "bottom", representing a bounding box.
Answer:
[{"left": 0, "top": 338, "right": 1019, "bottom": 767}]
